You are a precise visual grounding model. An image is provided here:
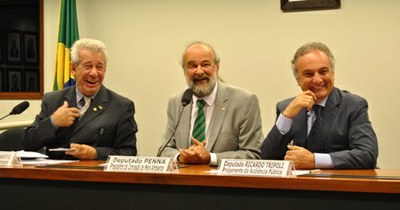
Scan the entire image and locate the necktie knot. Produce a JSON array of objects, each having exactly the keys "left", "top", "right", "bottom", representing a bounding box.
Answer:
[
  {"left": 196, "top": 99, "right": 206, "bottom": 109},
  {"left": 79, "top": 96, "right": 92, "bottom": 117},
  {"left": 79, "top": 96, "right": 90, "bottom": 107},
  {"left": 313, "top": 105, "right": 322, "bottom": 117}
]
